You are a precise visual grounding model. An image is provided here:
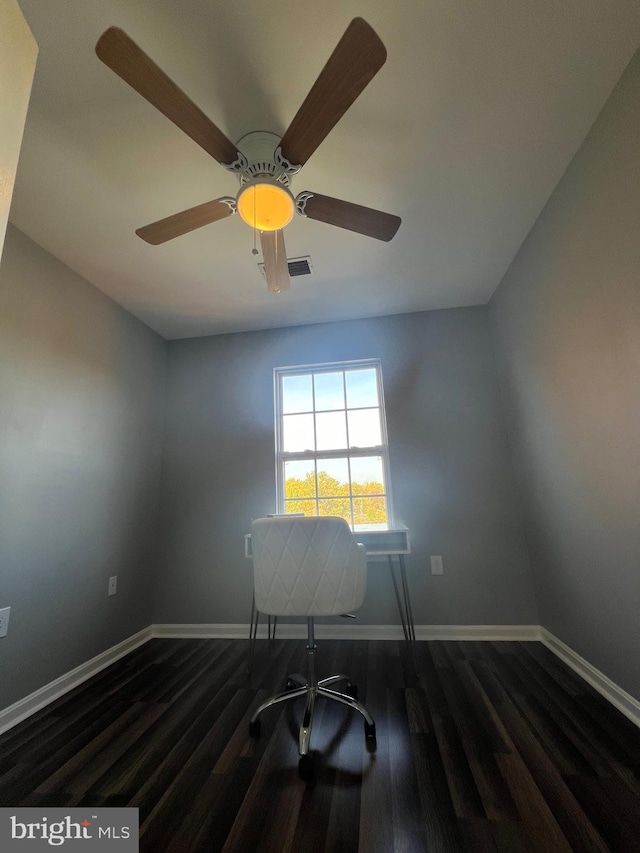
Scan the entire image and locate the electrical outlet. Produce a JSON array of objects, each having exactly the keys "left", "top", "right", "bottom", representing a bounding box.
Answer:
[
  {"left": 0, "top": 607, "right": 11, "bottom": 638},
  {"left": 430, "top": 556, "right": 444, "bottom": 575},
  {"left": 108, "top": 576, "right": 117, "bottom": 596}
]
